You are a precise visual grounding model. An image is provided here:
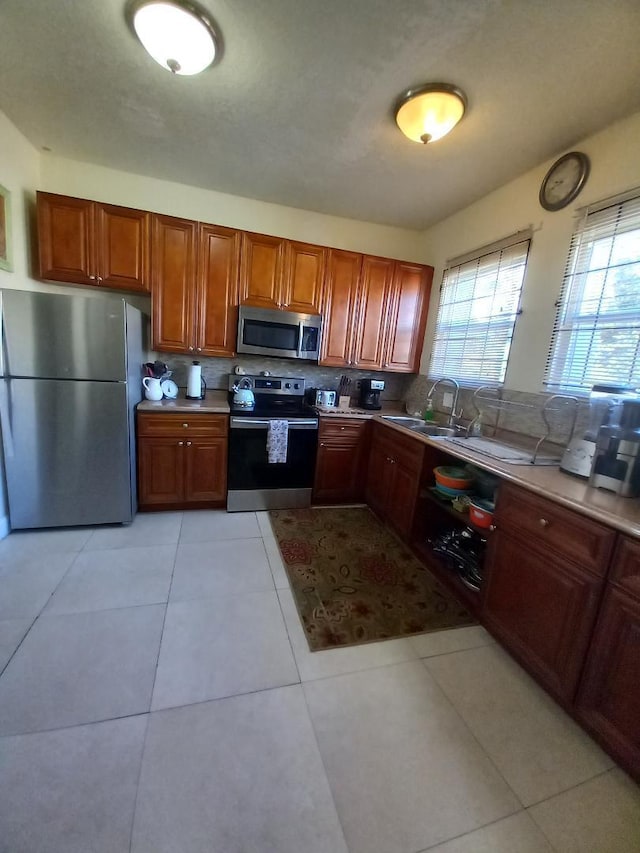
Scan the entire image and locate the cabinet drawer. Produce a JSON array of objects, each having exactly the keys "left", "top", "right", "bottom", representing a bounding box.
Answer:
[
  {"left": 496, "top": 483, "right": 615, "bottom": 576},
  {"left": 319, "top": 418, "right": 368, "bottom": 443},
  {"left": 610, "top": 536, "right": 640, "bottom": 600},
  {"left": 137, "top": 412, "right": 228, "bottom": 437}
]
